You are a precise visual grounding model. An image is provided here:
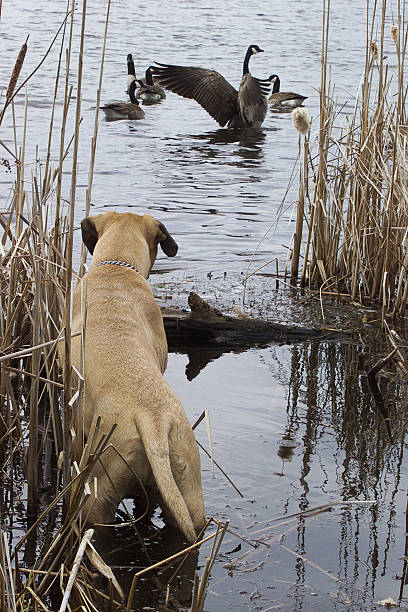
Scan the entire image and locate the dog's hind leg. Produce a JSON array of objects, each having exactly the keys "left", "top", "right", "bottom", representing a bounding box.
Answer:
[
  {"left": 82, "top": 449, "right": 135, "bottom": 526},
  {"left": 169, "top": 434, "right": 206, "bottom": 534},
  {"left": 137, "top": 426, "right": 198, "bottom": 542}
]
